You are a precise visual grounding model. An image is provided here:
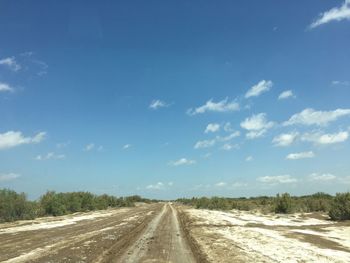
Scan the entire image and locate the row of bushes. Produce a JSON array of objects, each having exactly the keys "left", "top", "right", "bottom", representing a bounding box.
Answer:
[
  {"left": 177, "top": 192, "right": 350, "bottom": 221},
  {"left": 0, "top": 189, "right": 148, "bottom": 222}
]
